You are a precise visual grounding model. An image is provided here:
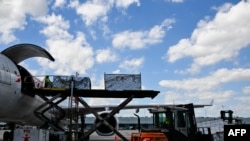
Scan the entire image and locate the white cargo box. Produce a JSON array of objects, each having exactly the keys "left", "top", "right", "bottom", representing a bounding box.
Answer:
[
  {"left": 75, "top": 77, "right": 91, "bottom": 89},
  {"left": 14, "top": 128, "right": 49, "bottom": 141},
  {"left": 52, "top": 75, "right": 71, "bottom": 88},
  {"left": 104, "top": 74, "right": 141, "bottom": 90},
  {"left": 52, "top": 76, "right": 91, "bottom": 89}
]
